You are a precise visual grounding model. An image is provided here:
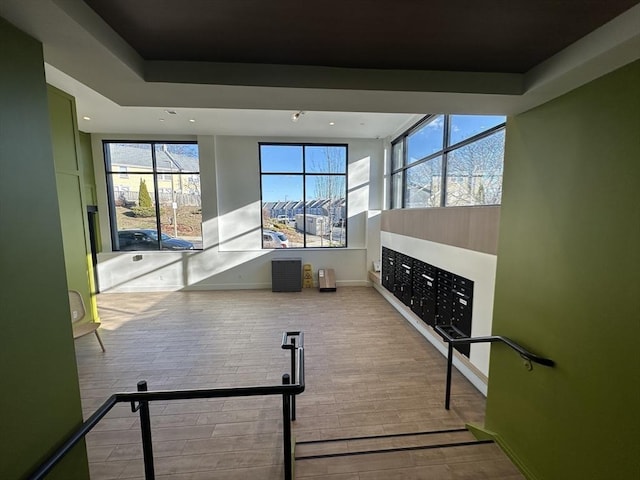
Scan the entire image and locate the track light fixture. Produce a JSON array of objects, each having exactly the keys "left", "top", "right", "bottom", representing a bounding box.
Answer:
[{"left": 291, "top": 111, "right": 305, "bottom": 122}]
